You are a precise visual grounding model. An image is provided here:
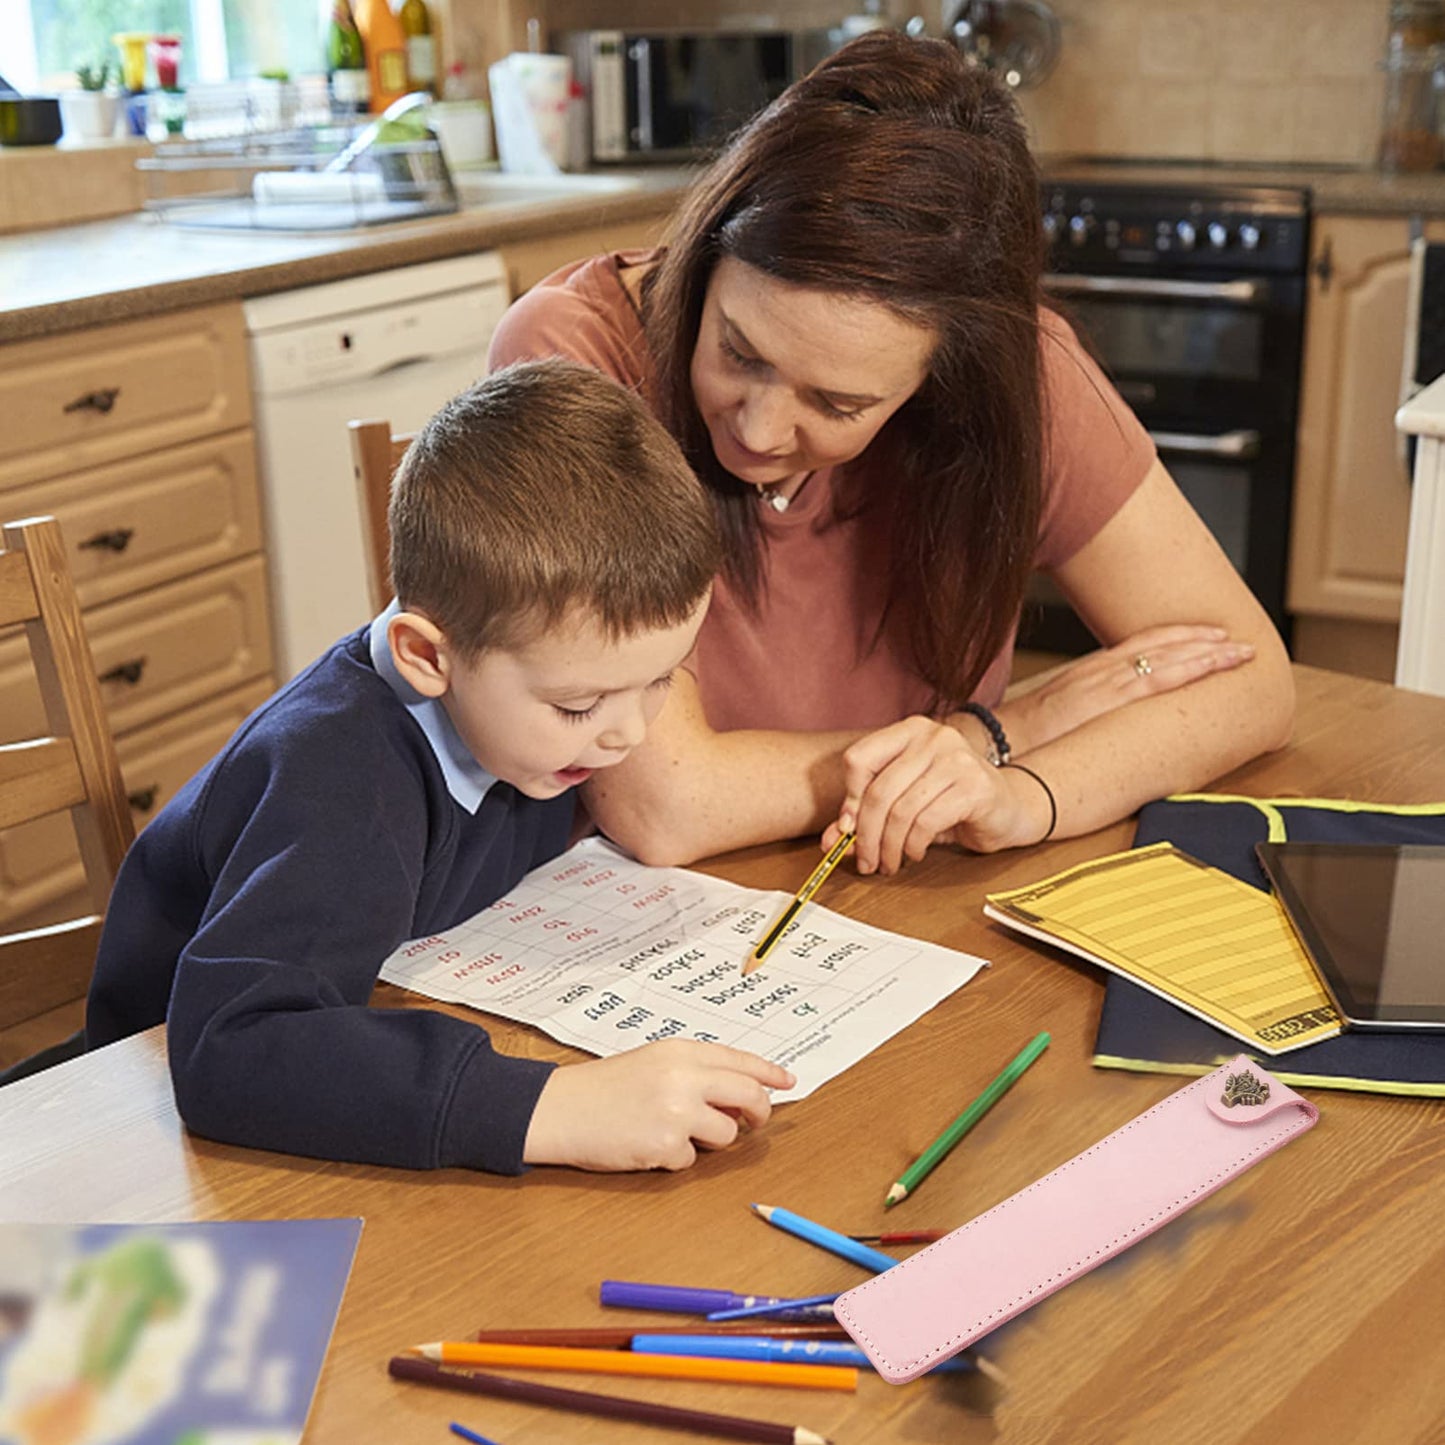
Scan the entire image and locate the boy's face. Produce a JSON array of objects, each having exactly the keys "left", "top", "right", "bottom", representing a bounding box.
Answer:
[{"left": 438, "top": 599, "right": 708, "bottom": 800}]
